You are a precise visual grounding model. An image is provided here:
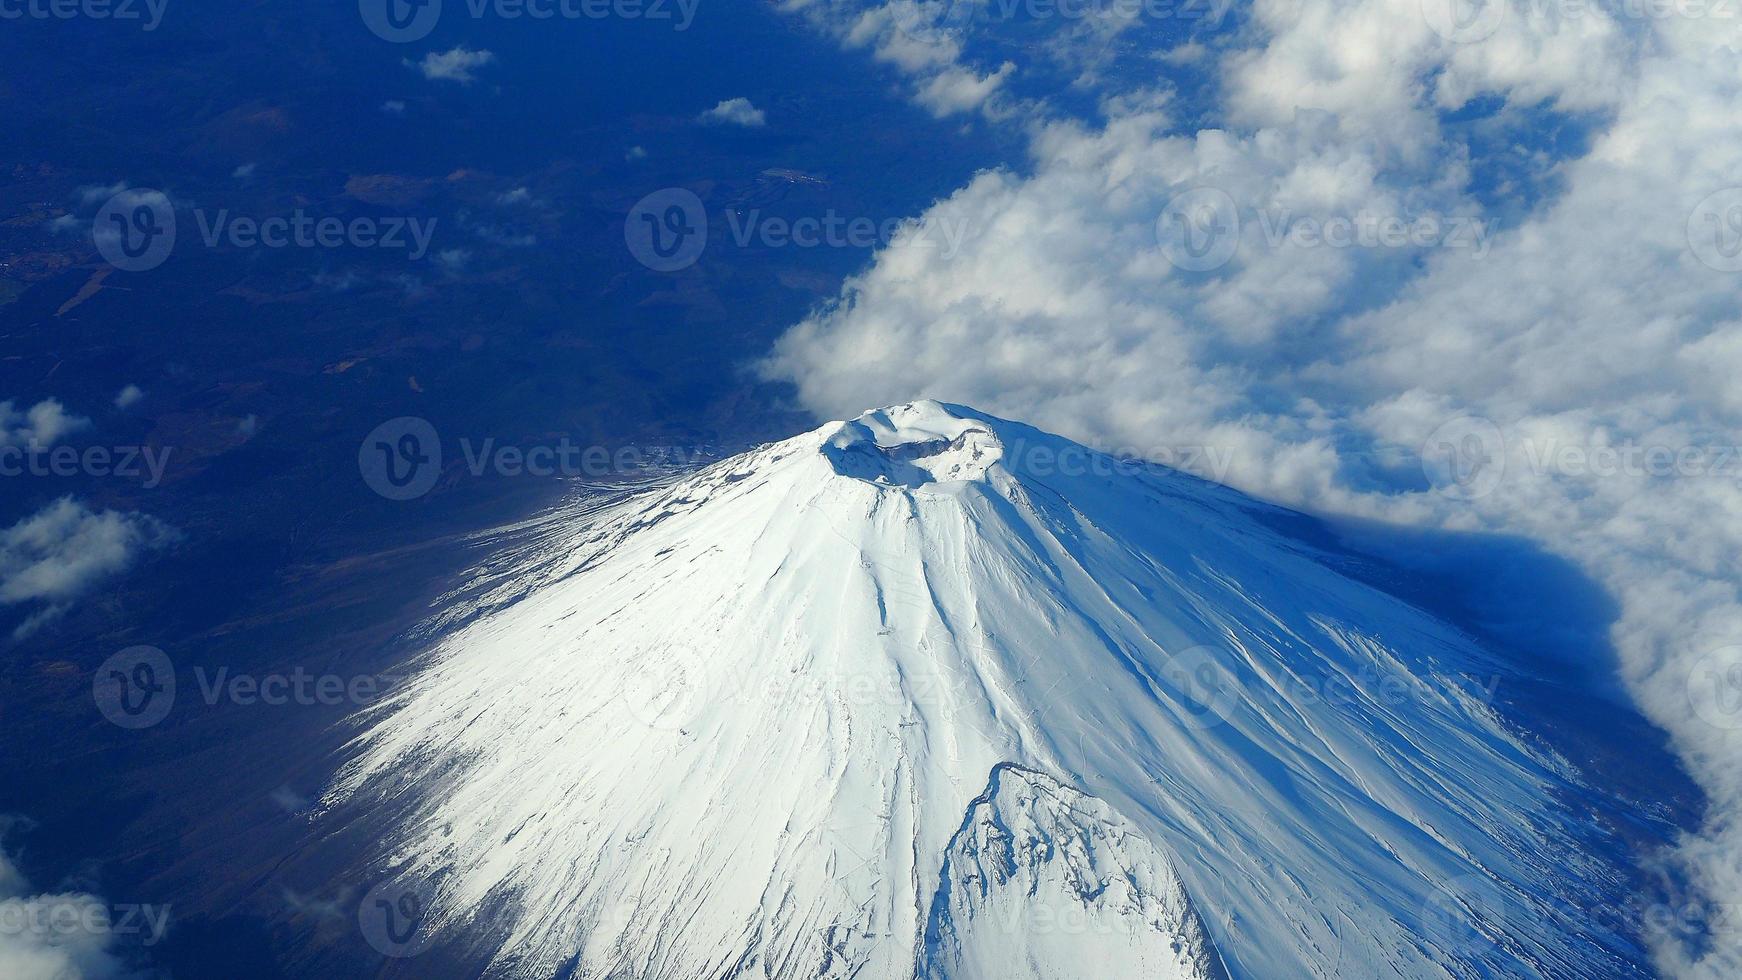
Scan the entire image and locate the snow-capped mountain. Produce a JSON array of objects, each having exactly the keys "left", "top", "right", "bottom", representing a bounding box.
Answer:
[{"left": 324, "top": 401, "right": 1650, "bottom": 978}]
